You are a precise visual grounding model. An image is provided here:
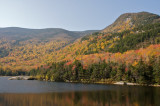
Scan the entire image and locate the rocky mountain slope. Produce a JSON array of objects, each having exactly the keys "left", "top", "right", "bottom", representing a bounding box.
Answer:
[{"left": 102, "top": 12, "right": 160, "bottom": 33}]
